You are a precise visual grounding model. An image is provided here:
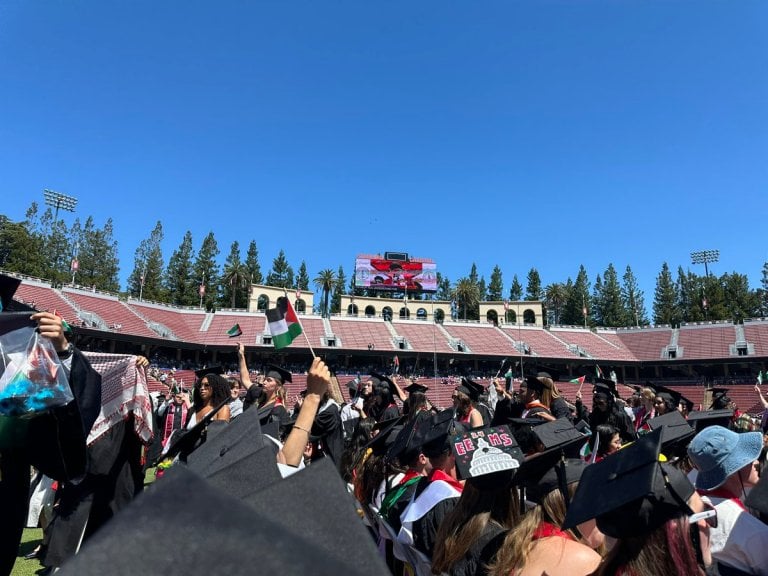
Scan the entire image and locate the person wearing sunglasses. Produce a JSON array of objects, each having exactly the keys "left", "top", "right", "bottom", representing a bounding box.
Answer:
[{"left": 688, "top": 425, "right": 768, "bottom": 575}]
